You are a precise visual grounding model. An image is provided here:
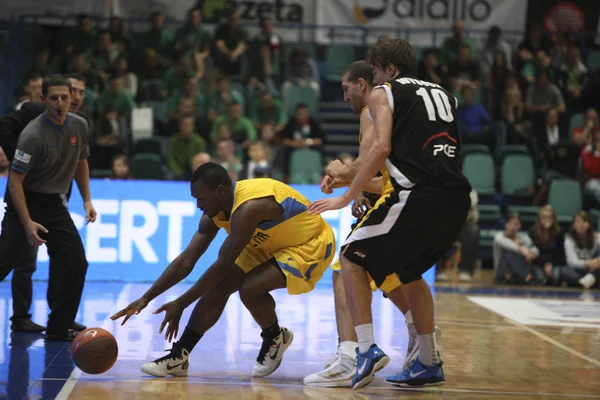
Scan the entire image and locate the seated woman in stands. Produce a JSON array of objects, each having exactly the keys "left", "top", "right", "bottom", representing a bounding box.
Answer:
[
  {"left": 563, "top": 211, "right": 600, "bottom": 289},
  {"left": 493, "top": 212, "right": 540, "bottom": 285},
  {"left": 528, "top": 205, "right": 565, "bottom": 285}
]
